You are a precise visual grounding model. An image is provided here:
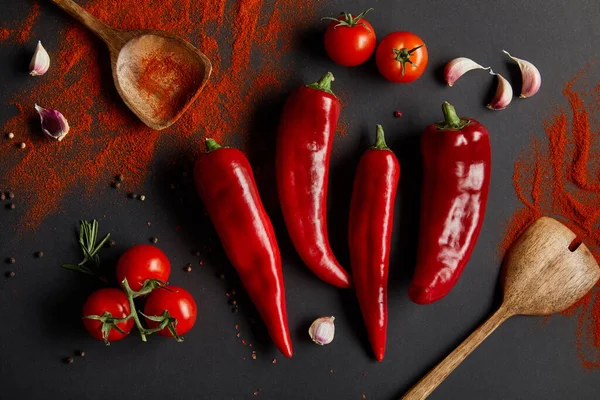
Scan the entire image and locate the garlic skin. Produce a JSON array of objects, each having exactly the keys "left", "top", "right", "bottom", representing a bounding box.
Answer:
[
  {"left": 502, "top": 50, "right": 541, "bottom": 98},
  {"left": 308, "top": 316, "right": 335, "bottom": 345},
  {"left": 29, "top": 41, "right": 50, "bottom": 76},
  {"left": 444, "top": 57, "right": 491, "bottom": 87},
  {"left": 35, "top": 104, "right": 70, "bottom": 141},
  {"left": 486, "top": 73, "right": 513, "bottom": 110}
]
